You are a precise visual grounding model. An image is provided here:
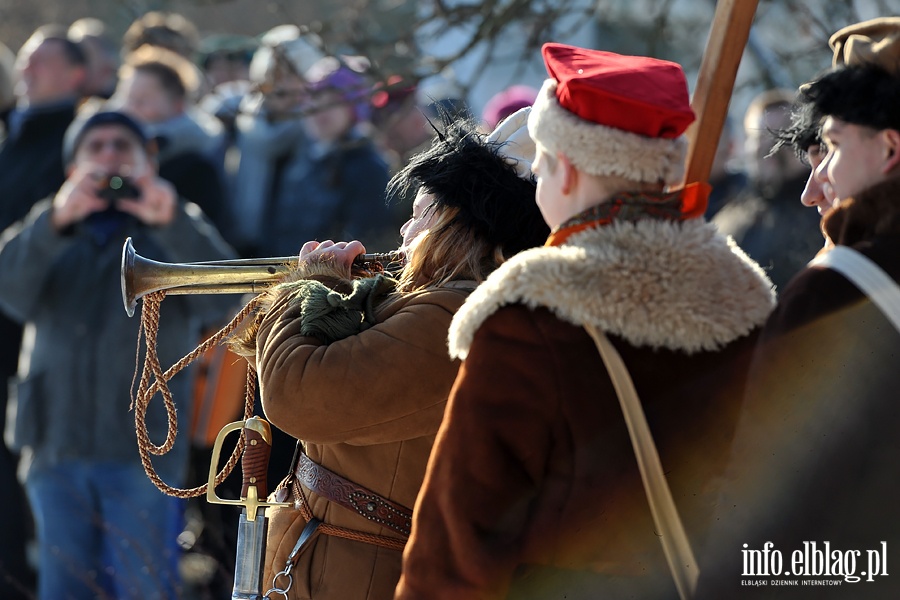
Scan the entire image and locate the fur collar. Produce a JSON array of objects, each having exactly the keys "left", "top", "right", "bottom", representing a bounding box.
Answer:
[
  {"left": 449, "top": 218, "right": 775, "bottom": 359},
  {"left": 823, "top": 174, "right": 900, "bottom": 246}
]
